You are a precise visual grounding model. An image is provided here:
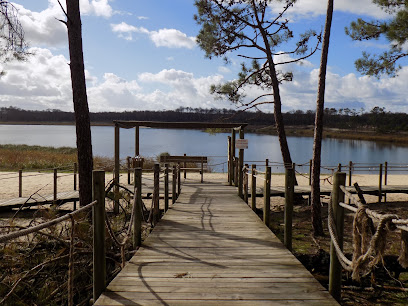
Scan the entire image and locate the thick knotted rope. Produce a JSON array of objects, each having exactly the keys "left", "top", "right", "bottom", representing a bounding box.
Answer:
[
  {"left": 399, "top": 230, "right": 408, "bottom": 268},
  {"left": 328, "top": 187, "right": 408, "bottom": 281}
]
